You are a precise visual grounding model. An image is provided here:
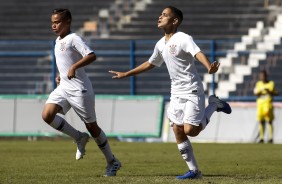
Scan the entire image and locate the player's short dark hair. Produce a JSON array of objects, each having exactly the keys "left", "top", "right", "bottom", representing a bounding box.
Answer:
[
  {"left": 52, "top": 8, "right": 72, "bottom": 22},
  {"left": 166, "top": 6, "right": 183, "bottom": 25}
]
